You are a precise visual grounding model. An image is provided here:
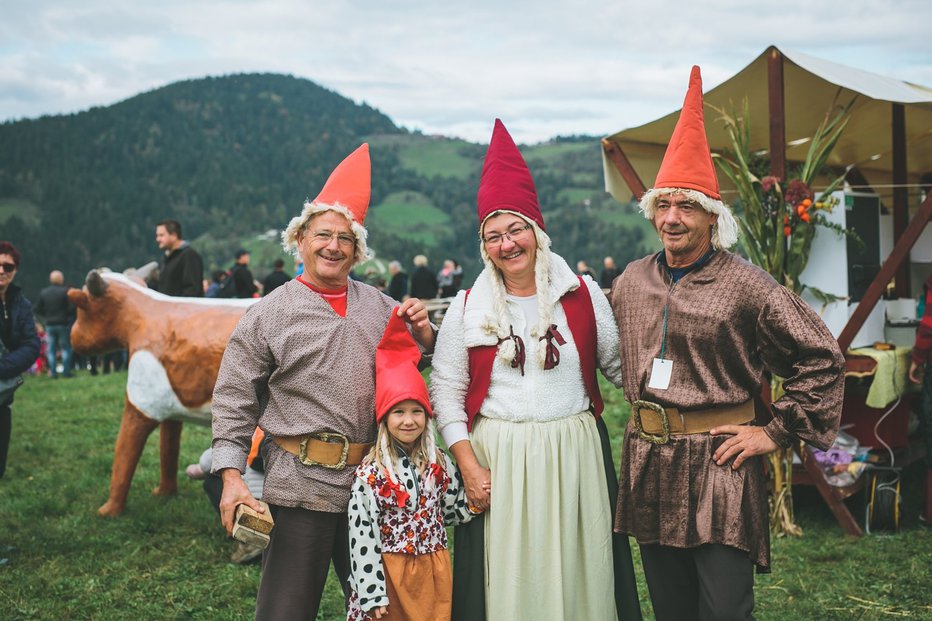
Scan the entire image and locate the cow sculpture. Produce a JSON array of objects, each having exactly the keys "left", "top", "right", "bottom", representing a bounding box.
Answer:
[{"left": 68, "top": 270, "right": 257, "bottom": 516}]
